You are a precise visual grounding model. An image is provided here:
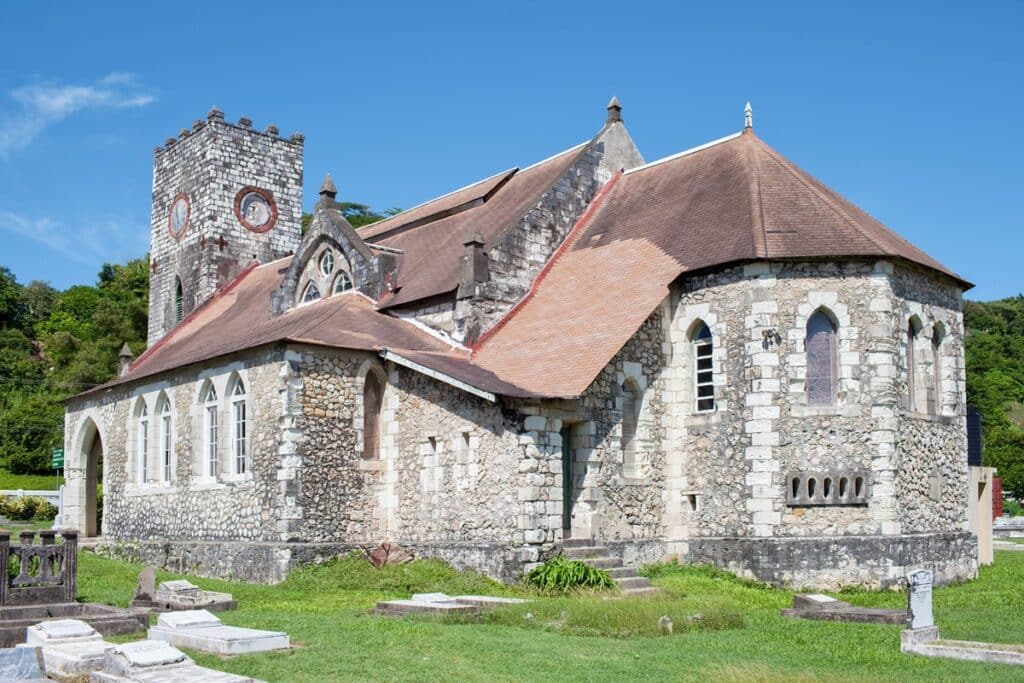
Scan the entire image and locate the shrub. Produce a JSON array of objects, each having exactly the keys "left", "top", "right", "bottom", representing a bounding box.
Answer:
[
  {"left": 1005, "top": 498, "right": 1023, "bottom": 517},
  {"left": 0, "top": 495, "right": 57, "bottom": 521},
  {"left": 523, "top": 554, "right": 615, "bottom": 593}
]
